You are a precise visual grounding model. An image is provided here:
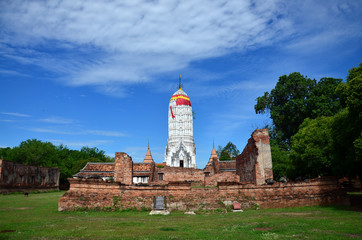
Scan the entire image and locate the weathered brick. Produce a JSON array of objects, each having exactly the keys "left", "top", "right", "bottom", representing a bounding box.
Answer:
[
  {"left": 0, "top": 159, "right": 60, "bottom": 193},
  {"left": 58, "top": 177, "right": 347, "bottom": 211}
]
